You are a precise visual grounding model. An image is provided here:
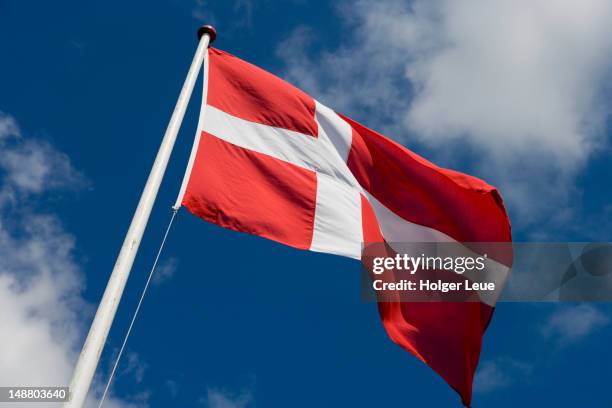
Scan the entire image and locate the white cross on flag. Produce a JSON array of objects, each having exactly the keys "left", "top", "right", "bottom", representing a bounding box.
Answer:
[{"left": 175, "top": 47, "right": 513, "bottom": 406}]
